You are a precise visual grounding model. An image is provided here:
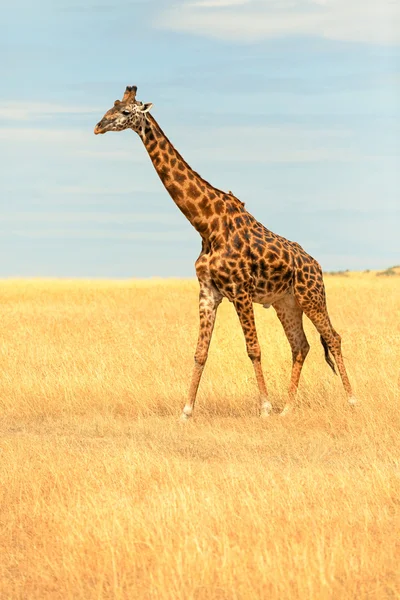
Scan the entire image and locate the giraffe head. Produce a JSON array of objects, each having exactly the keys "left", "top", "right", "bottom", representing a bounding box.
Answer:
[{"left": 94, "top": 85, "right": 153, "bottom": 136}]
